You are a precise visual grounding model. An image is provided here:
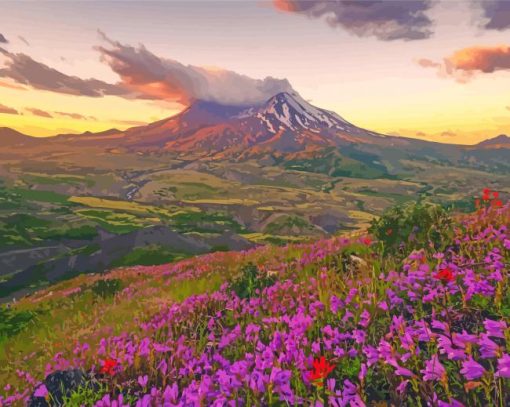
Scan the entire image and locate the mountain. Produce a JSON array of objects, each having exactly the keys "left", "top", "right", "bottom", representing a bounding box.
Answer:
[
  {"left": 55, "top": 128, "right": 121, "bottom": 139},
  {"left": 1, "top": 92, "right": 510, "bottom": 174},
  {"left": 476, "top": 134, "right": 510, "bottom": 149},
  {"left": 116, "top": 92, "right": 395, "bottom": 157},
  {"left": 0, "top": 127, "right": 39, "bottom": 147}
]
